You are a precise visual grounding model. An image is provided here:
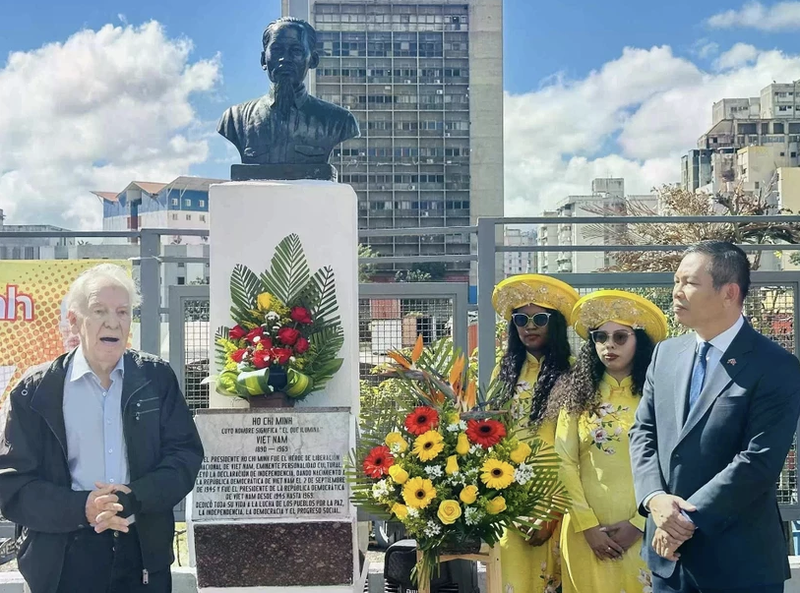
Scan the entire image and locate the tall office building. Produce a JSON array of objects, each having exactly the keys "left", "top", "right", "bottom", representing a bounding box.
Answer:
[{"left": 282, "top": 0, "right": 503, "bottom": 290}]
